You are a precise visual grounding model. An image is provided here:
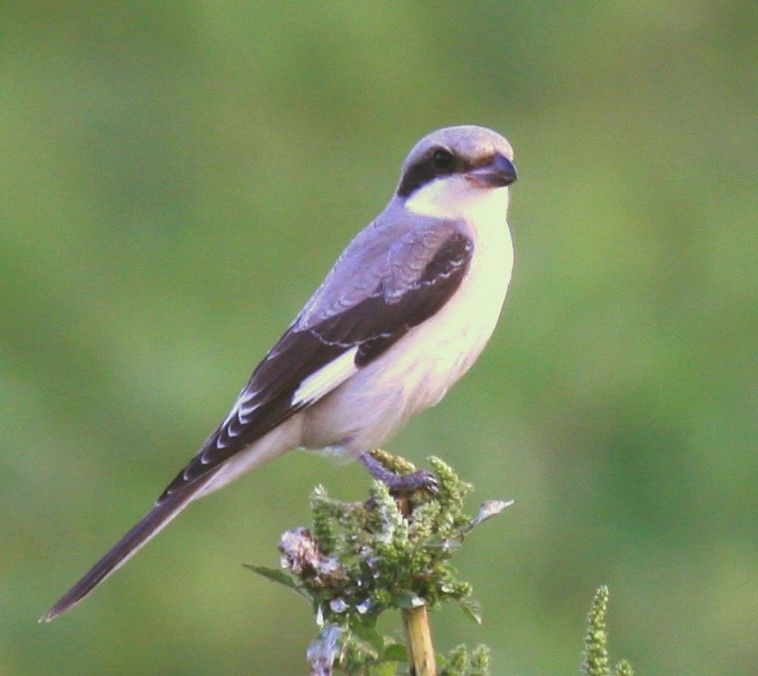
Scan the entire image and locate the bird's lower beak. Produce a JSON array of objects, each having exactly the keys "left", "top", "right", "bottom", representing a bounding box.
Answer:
[{"left": 467, "top": 154, "right": 518, "bottom": 188}]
